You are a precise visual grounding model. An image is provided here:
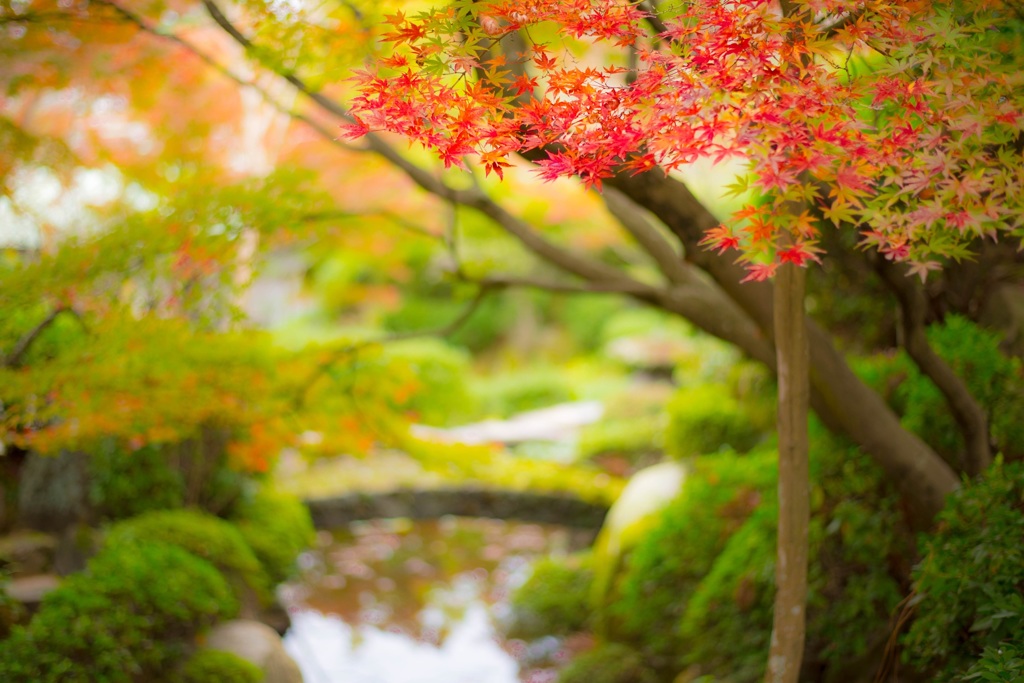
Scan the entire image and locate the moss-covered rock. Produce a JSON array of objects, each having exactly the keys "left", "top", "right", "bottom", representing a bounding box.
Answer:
[
  {"left": 0, "top": 541, "right": 237, "bottom": 682},
  {"left": 177, "top": 649, "right": 263, "bottom": 683},
  {"left": 607, "top": 451, "right": 776, "bottom": 669},
  {"left": 591, "top": 461, "right": 688, "bottom": 620},
  {"left": 105, "top": 509, "right": 271, "bottom": 607}
]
